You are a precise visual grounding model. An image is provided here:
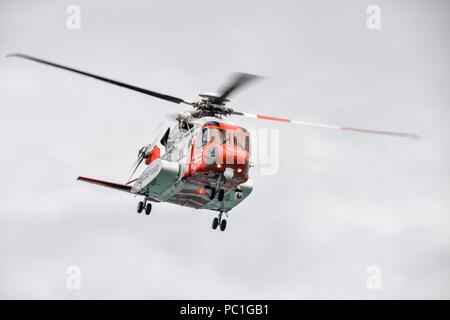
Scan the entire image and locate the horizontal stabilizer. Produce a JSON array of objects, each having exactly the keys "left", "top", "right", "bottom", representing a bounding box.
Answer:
[{"left": 77, "top": 176, "right": 132, "bottom": 192}]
